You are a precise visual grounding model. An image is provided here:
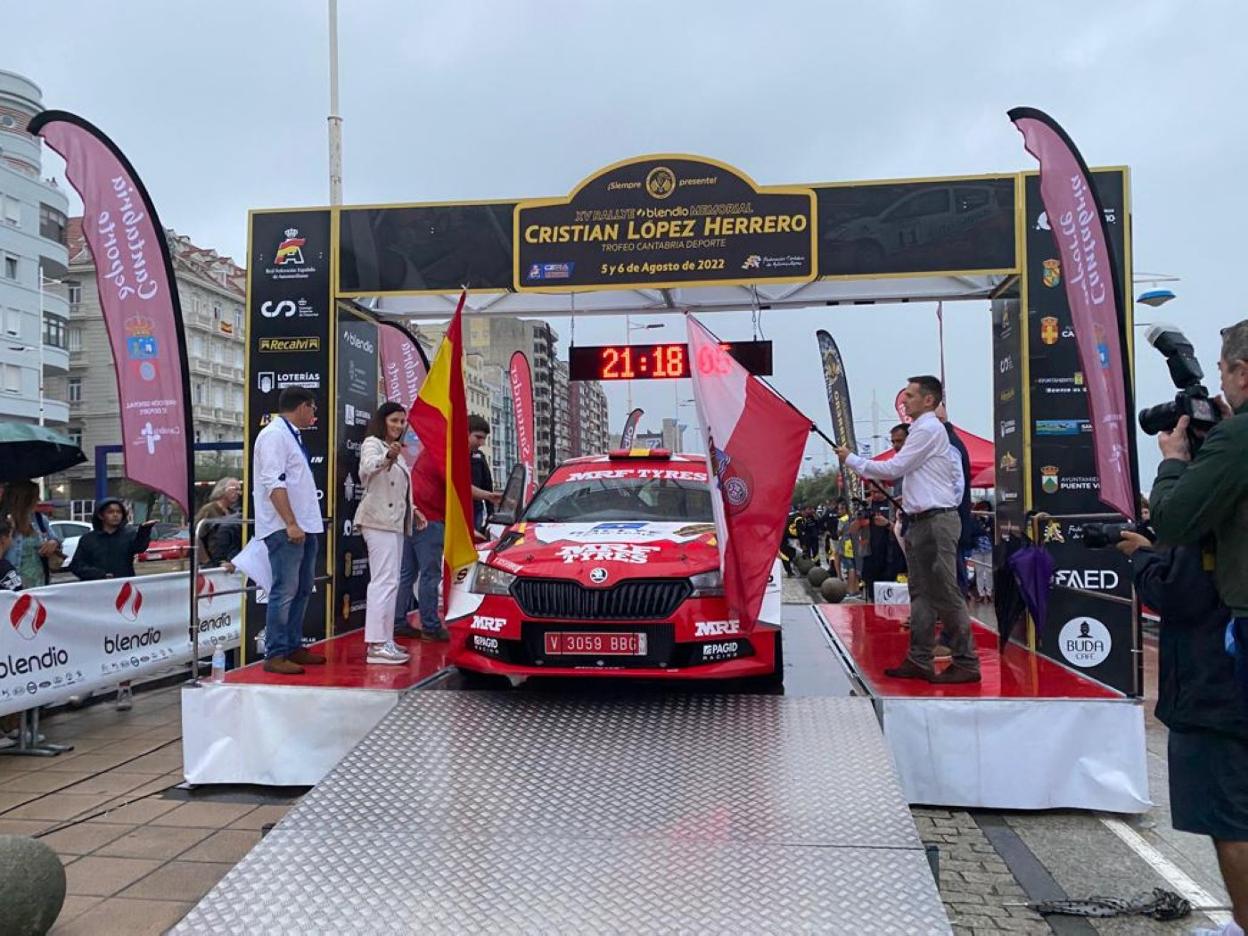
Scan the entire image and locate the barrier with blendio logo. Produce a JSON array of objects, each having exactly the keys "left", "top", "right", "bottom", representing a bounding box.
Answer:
[{"left": 0, "top": 570, "right": 240, "bottom": 717}]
